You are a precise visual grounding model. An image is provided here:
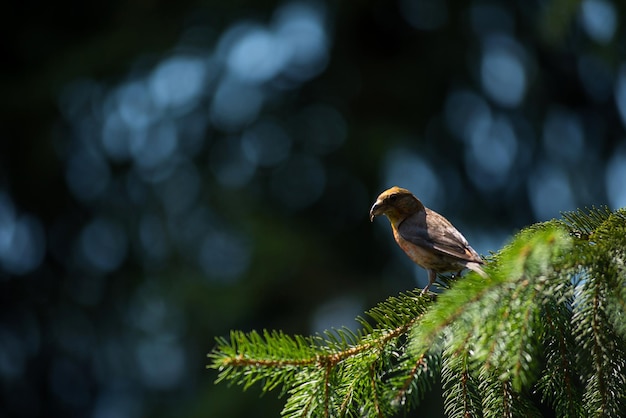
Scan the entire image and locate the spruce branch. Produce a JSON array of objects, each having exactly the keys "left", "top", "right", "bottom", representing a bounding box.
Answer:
[
  {"left": 537, "top": 300, "right": 584, "bottom": 417},
  {"left": 561, "top": 205, "right": 612, "bottom": 239},
  {"left": 569, "top": 209, "right": 626, "bottom": 417},
  {"left": 209, "top": 290, "right": 432, "bottom": 417},
  {"left": 209, "top": 207, "right": 626, "bottom": 417},
  {"left": 412, "top": 225, "right": 570, "bottom": 395},
  {"left": 442, "top": 339, "right": 482, "bottom": 418}
]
